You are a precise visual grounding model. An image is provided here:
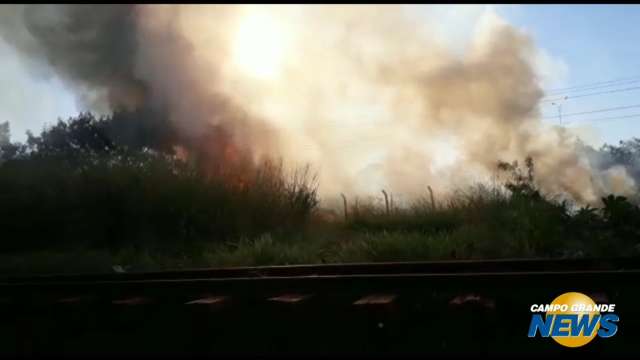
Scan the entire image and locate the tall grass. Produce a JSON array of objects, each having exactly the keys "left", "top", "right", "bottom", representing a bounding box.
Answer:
[
  {"left": 0, "top": 152, "right": 320, "bottom": 253},
  {"left": 2, "top": 113, "right": 640, "bottom": 274}
]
